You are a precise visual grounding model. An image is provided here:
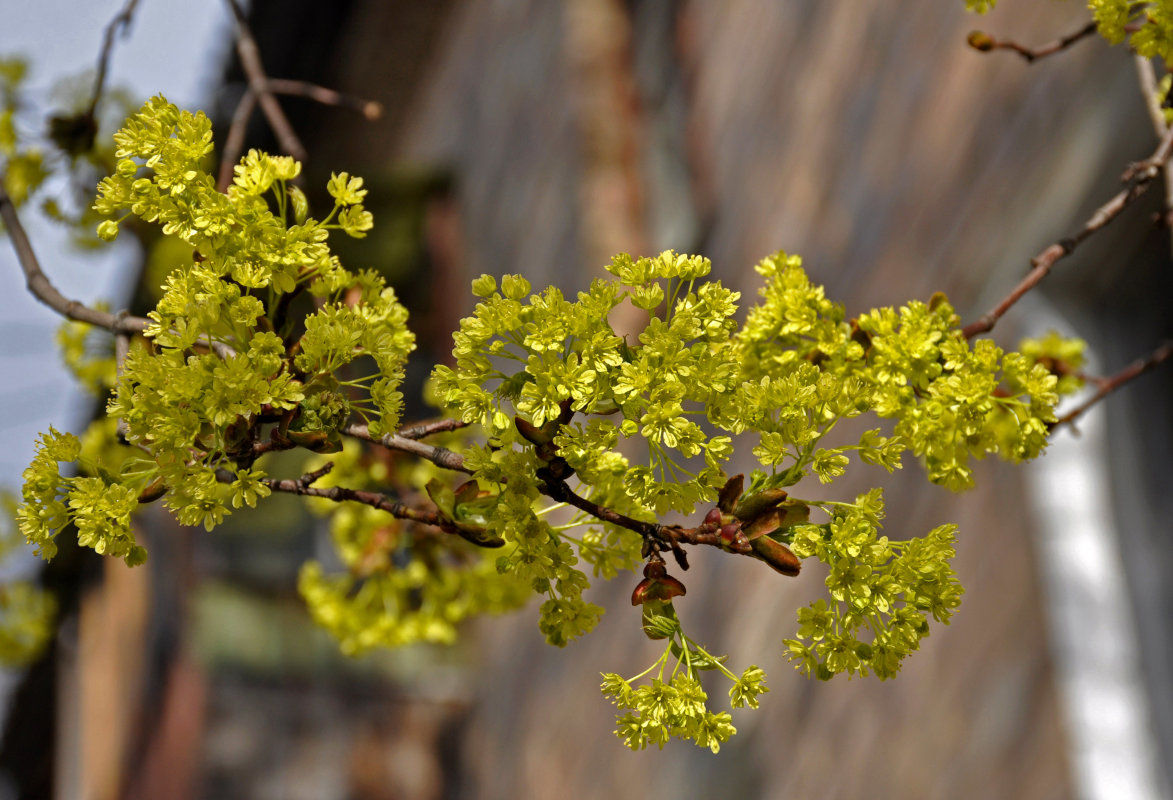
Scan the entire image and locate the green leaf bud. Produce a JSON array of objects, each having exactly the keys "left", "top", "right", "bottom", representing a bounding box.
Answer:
[
  {"left": 749, "top": 535, "right": 801, "bottom": 576},
  {"left": 289, "top": 185, "right": 308, "bottom": 224}
]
